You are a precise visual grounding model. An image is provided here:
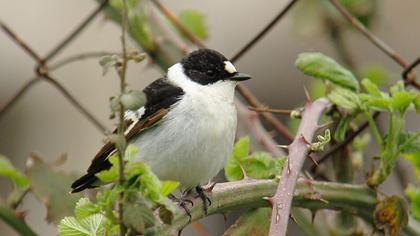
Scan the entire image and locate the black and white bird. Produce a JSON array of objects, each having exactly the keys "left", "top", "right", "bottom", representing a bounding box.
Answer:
[{"left": 71, "top": 49, "right": 251, "bottom": 197}]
